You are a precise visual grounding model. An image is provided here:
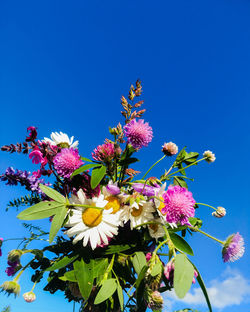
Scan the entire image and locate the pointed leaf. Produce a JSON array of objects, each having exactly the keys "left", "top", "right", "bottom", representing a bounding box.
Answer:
[
  {"left": 150, "top": 262, "right": 162, "bottom": 277},
  {"left": 49, "top": 206, "right": 68, "bottom": 243},
  {"left": 81, "top": 156, "right": 95, "bottom": 162},
  {"left": 94, "top": 278, "right": 117, "bottom": 305},
  {"left": 170, "top": 233, "right": 194, "bottom": 256},
  {"left": 174, "top": 254, "right": 194, "bottom": 299},
  {"left": 132, "top": 252, "right": 146, "bottom": 275},
  {"left": 71, "top": 163, "right": 101, "bottom": 177},
  {"left": 59, "top": 270, "right": 77, "bottom": 282},
  {"left": 17, "top": 201, "right": 64, "bottom": 220},
  {"left": 105, "top": 244, "right": 135, "bottom": 254},
  {"left": 117, "top": 282, "right": 124, "bottom": 310},
  {"left": 39, "top": 184, "right": 66, "bottom": 203},
  {"left": 91, "top": 165, "right": 107, "bottom": 189},
  {"left": 46, "top": 255, "right": 78, "bottom": 271},
  {"left": 73, "top": 259, "right": 94, "bottom": 301},
  {"left": 93, "top": 258, "right": 109, "bottom": 278}
]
